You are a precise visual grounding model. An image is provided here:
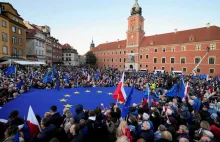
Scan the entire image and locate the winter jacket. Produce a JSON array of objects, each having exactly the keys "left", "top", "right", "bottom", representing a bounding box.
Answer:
[
  {"left": 177, "top": 134, "right": 191, "bottom": 142},
  {"left": 36, "top": 124, "right": 56, "bottom": 142},
  {"left": 74, "top": 104, "right": 85, "bottom": 123},
  {"left": 154, "top": 130, "right": 162, "bottom": 142},
  {"left": 210, "top": 124, "right": 220, "bottom": 141},
  {"left": 139, "top": 130, "right": 154, "bottom": 142},
  {"left": 48, "top": 112, "right": 62, "bottom": 128},
  {"left": 180, "top": 108, "right": 190, "bottom": 120}
]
